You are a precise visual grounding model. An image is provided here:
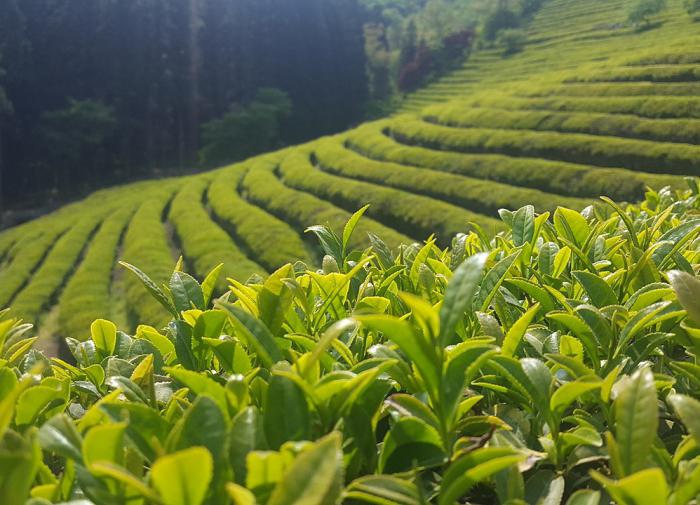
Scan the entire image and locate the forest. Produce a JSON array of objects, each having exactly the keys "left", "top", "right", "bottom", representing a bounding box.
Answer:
[{"left": 0, "top": 0, "right": 520, "bottom": 216}]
